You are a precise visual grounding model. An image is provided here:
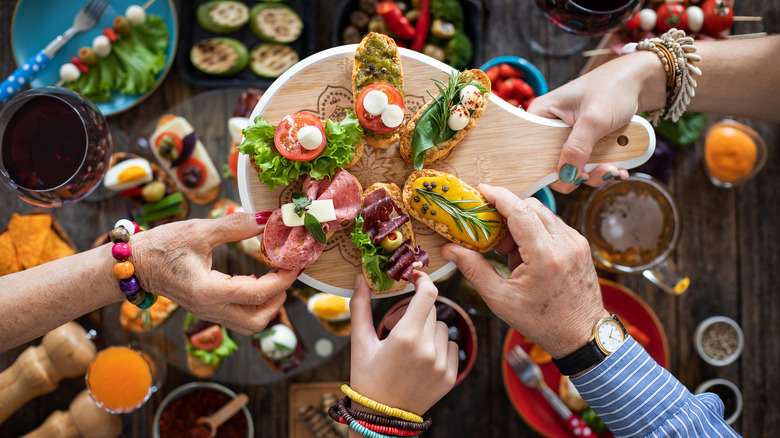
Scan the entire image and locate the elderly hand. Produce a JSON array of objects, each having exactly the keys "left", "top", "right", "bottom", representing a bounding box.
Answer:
[
  {"left": 132, "top": 212, "right": 299, "bottom": 335},
  {"left": 441, "top": 184, "right": 608, "bottom": 358},
  {"left": 349, "top": 272, "right": 458, "bottom": 415}
]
